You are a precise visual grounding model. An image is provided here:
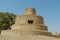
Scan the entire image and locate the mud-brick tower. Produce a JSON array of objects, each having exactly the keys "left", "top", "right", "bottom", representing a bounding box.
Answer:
[{"left": 11, "top": 8, "right": 50, "bottom": 35}]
